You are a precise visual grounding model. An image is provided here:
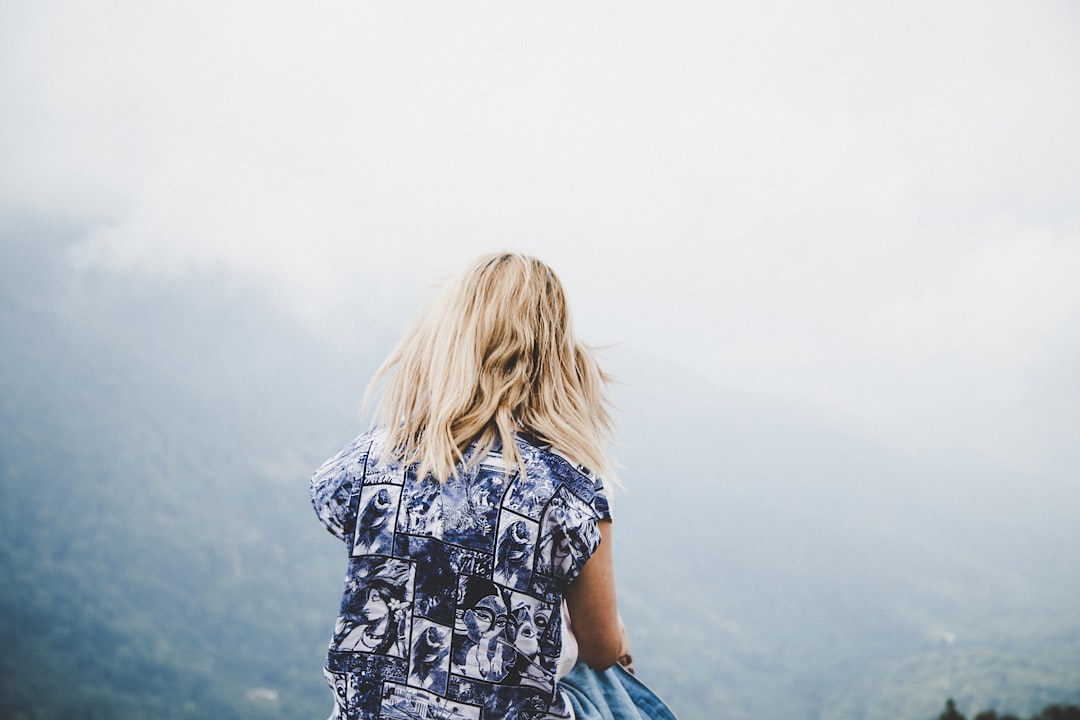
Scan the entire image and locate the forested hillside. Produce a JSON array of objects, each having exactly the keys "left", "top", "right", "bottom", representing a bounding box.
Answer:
[
  {"left": 2, "top": 224, "right": 1078, "bottom": 719},
  {"left": 1, "top": 227, "right": 366, "bottom": 718}
]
